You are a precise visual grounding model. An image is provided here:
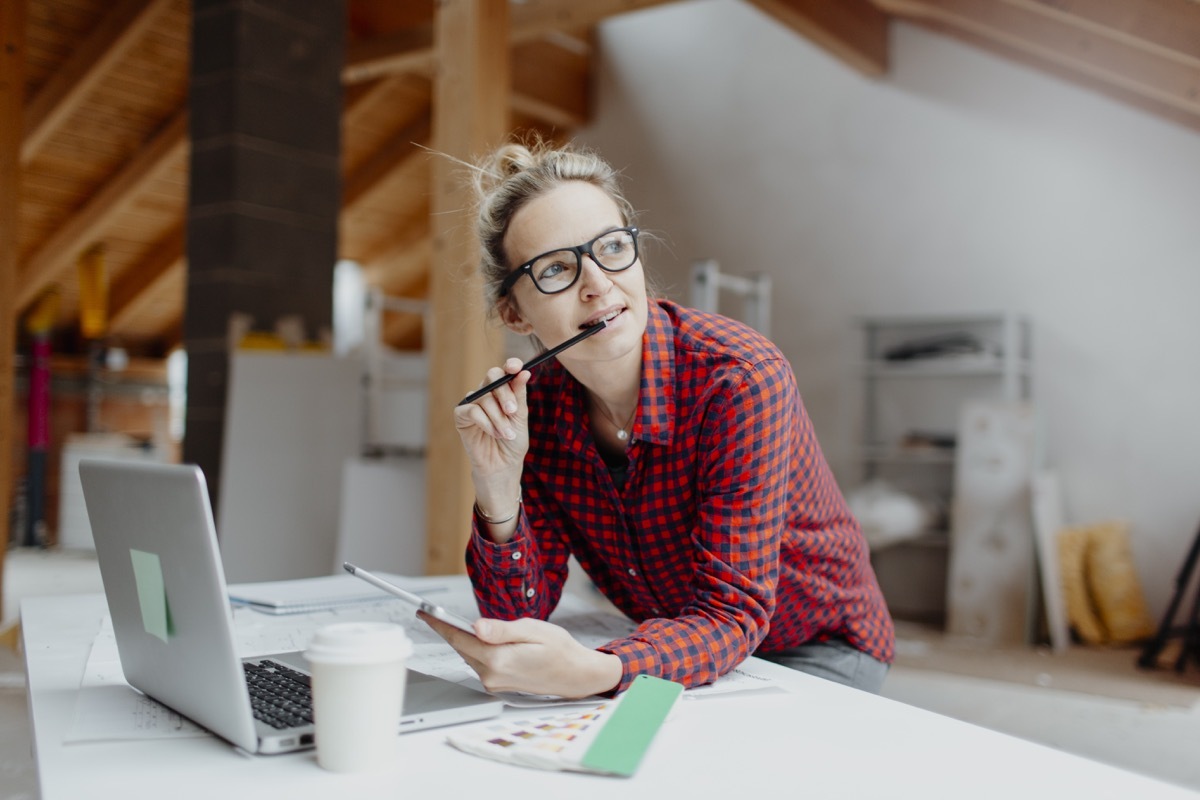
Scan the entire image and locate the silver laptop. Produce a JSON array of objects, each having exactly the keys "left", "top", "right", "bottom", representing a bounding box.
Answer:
[{"left": 78, "top": 459, "right": 503, "bottom": 755}]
